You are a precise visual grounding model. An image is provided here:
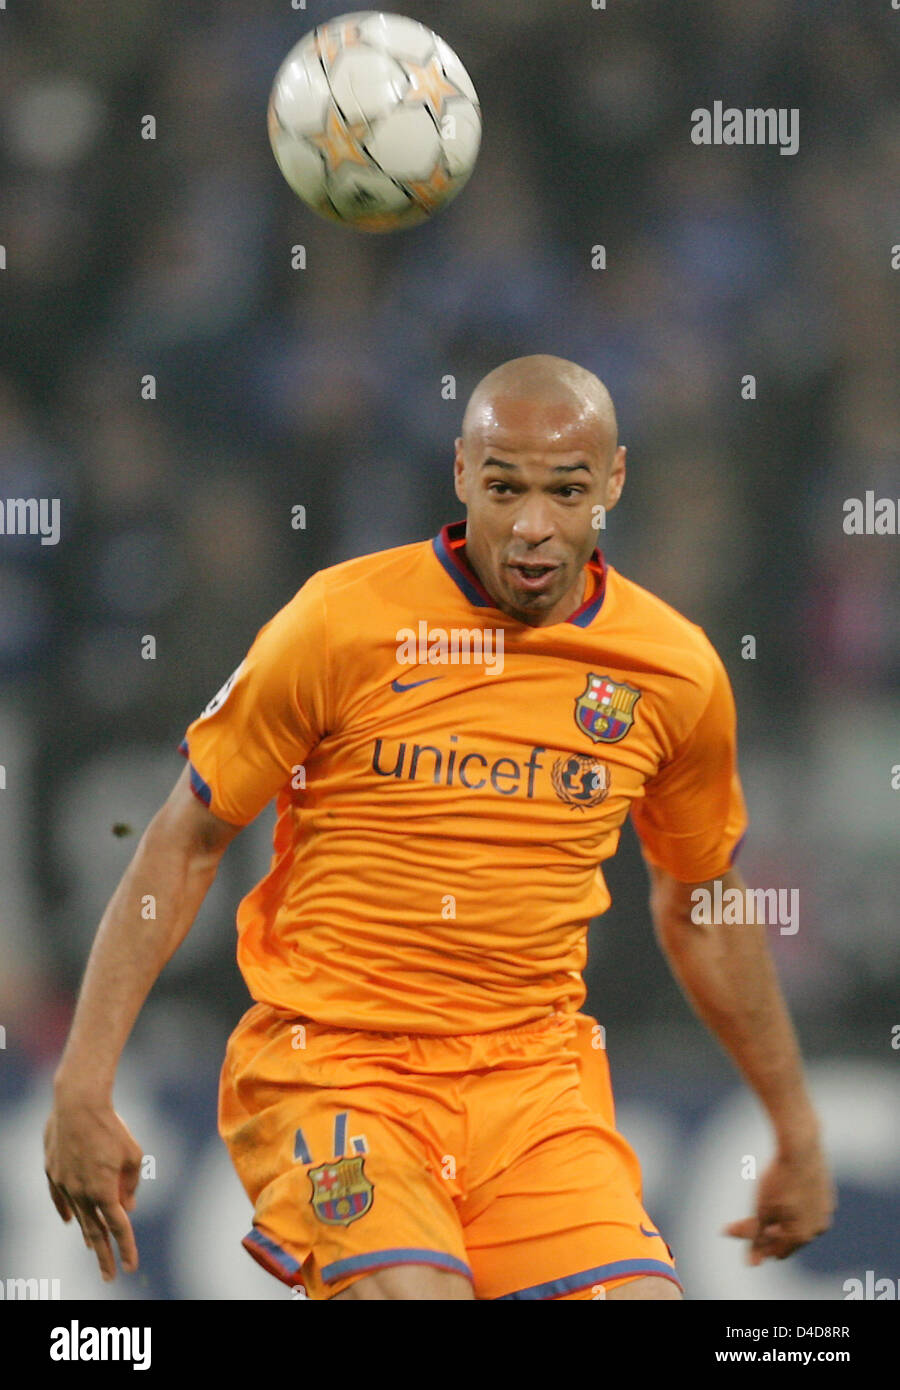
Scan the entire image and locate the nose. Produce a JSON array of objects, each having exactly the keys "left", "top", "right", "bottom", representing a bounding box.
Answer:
[{"left": 511, "top": 498, "right": 555, "bottom": 547}]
